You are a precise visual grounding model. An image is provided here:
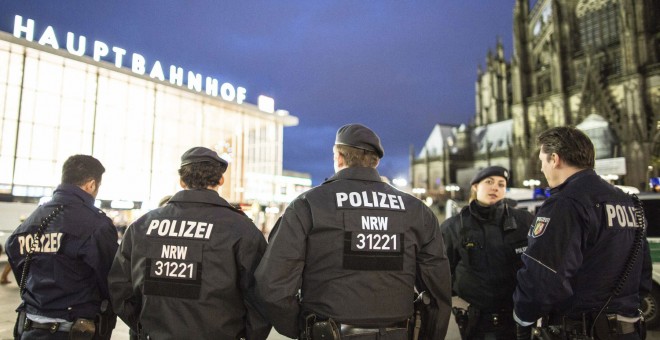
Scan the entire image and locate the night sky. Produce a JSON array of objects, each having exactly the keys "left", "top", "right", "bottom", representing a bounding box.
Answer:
[{"left": 0, "top": 1, "right": 515, "bottom": 185}]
